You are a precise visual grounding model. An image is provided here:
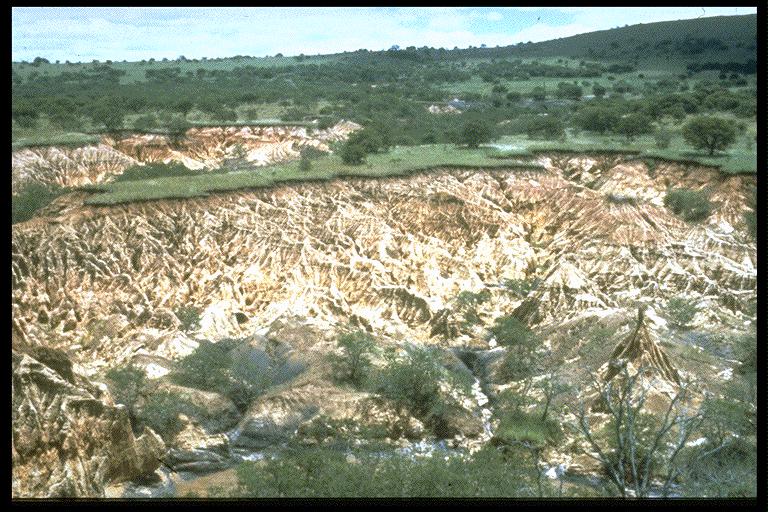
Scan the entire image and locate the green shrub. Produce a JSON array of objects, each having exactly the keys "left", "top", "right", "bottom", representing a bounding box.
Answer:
[
  {"left": 666, "top": 296, "right": 698, "bottom": 328},
  {"left": 681, "top": 116, "right": 737, "bottom": 156},
  {"left": 502, "top": 278, "right": 539, "bottom": 298},
  {"left": 114, "top": 163, "right": 202, "bottom": 183},
  {"left": 375, "top": 346, "right": 444, "bottom": 419},
  {"left": 455, "top": 290, "right": 491, "bottom": 308},
  {"left": 744, "top": 211, "right": 757, "bottom": 238},
  {"left": 744, "top": 187, "right": 756, "bottom": 239},
  {"left": 330, "top": 330, "right": 376, "bottom": 388},
  {"left": 316, "top": 117, "right": 338, "bottom": 130},
  {"left": 490, "top": 316, "right": 539, "bottom": 381},
  {"left": 459, "top": 120, "right": 495, "bottom": 148},
  {"left": 174, "top": 305, "right": 201, "bottom": 332},
  {"left": 373, "top": 345, "right": 472, "bottom": 436},
  {"left": 171, "top": 339, "right": 295, "bottom": 412},
  {"left": 664, "top": 188, "right": 712, "bottom": 222},
  {"left": 106, "top": 365, "right": 146, "bottom": 431},
  {"left": 340, "top": 142, "right": 366, "bottom": 165},
  {"left": 525, "top": 116, "right": 565, "bottom": 140},
  {"left": 133, "top": 114, "right": 158, "bottom": 131},
  {"left": 592, "top": 84, "right": 606, "bottom": 98},
  {"left": 347, "top": 128, "right": 385, "bottom": 154},
  {"left": 574, "top": 105, "right": 620, "bottom": 134},
  {"left": 12, "top": 182, "right": 66, "bottom": 224},
  {"left": 606, "top": 193, "right": 638, "bottom": 205},
  {"left": 139, "top": 391, "right": 203, "bottom": 441},
  {"left": 172, "top": 340, "right": 232, "bottom": 392},
  {"left": 297, "top": 415, "right": 389, "bottom": 445},
  {"left": 614, "top": 113, "right": 654, "bottom": 142},
  {"left": 454, "top": 290, "right": 491, "bottom": 327},
  {"left": 234, "top": 444, "right": 558, "bottom": 497},
  {"left": 493, "top": 409, "right": 563, "bottom": 448},
  {"left": 488, "top": 316, "right": 536, "bottom": 348}
]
